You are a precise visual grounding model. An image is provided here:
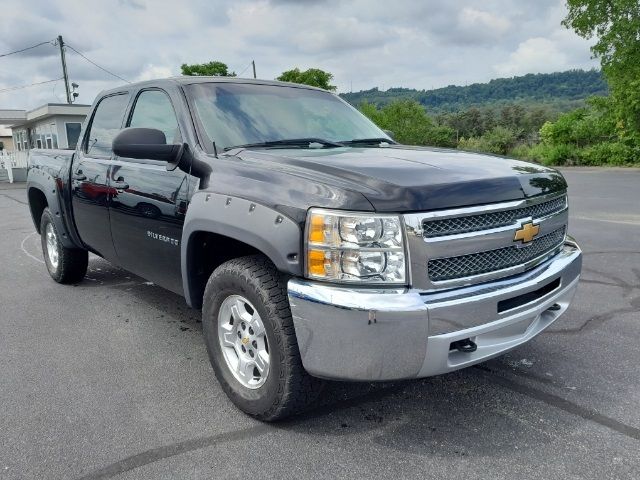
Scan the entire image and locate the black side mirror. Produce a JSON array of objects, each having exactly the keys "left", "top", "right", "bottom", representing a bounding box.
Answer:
[
  {"left": 383, "top": 129, "right": 395, "bottom": 141},
  {"left": 113, "top": 128, "right": 184, "bottom": 169}
]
